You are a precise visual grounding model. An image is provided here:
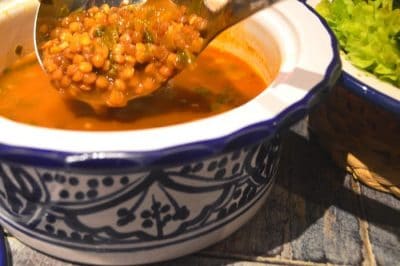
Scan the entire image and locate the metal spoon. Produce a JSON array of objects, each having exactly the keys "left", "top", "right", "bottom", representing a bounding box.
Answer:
[{"left": 34, "top": 0, "right": 279, "bottom": 108}]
